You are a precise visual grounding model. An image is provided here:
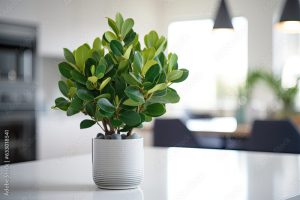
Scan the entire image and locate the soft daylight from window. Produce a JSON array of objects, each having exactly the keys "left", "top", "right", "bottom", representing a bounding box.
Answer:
[{"left": 168, "top": 17, "right": 248, "bottom": 112}]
